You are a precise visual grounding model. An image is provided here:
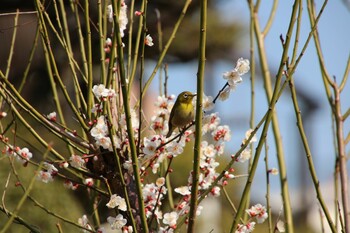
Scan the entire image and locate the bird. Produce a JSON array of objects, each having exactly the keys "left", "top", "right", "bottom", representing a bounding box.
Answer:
[{"left": 166, "top": 91, "right": 196, "bottom": 138}]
